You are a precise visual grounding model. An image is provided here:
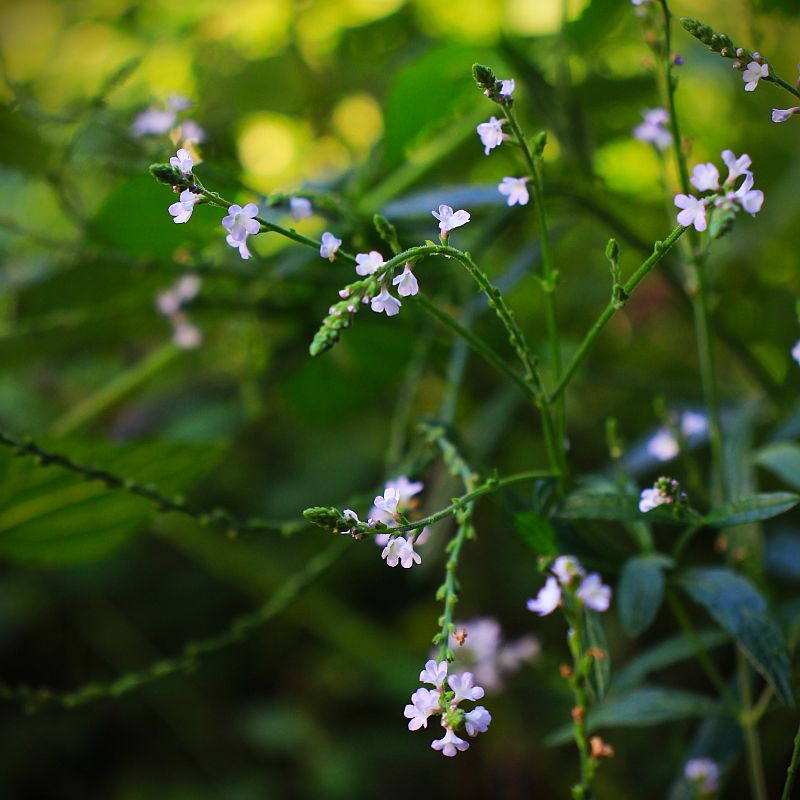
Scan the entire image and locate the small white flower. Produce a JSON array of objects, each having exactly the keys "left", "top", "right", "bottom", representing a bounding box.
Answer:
[
  {"left": 552, "top": 555, "right": 585, "bottom": 585},
  {"left": 680, "top": 411, "right": 708, "bottom": 437},
  {"left": 674, "top": 193, "right": 708, "bottom": 232},
  {"left": 733, "top": 173, "right": 764, "bottom": 217},
  {"left": 499, "top": 79, "right": 515, "bottom": 97},
  {"left": 222, "top": 203, "right": 259, "bottom": 242},
  {"left": 476, "top": 116, "right": 507, "bottom": 155},
  {"left": 320, "top": 232, "right": 342, "bottom": 262},
  {"left": 647, "top": 429, "right": 679, "bottom": 461},
  {"left": 743, "top": 59, "right": 769, "bottom": 92},
  {"left": 792, "top": 340, "right": 800, "bottom": 365},
  {"left": 340, "top": 509, "right": 361, "bottom": 536},
  {"left": 431, "top": 727, "right": 470, "bottom": 757},
  {"left": 166, "top": 95, "right": 192, "bottom": 113},
  {"left": 498, "top": 177, "right": 530, "bottom": 207},
  {"left": 371, "top": 287, "right": 402, "bottom": 316},
  {"left": 404, "top": 688, "right": 441, "bottom": 731},
  {"left": 420, "top": 659, "right": 448, "bottom": 688},
  {"left": 392, "top": 264, "right": 419, "bottom": 297},
  {"left": 721, "top": 150, "right": 752, "bottom": 184},
  {"left": 168, "top": 189, "right": 201, "bottom": 224},
  {"left": 633, "top": 108, "right": 672, "bottom": 150},
  {"left": 772, "top": 107, "right": 800, "bottom": 123},
  {"left": 690, "top": 163, "right": 720, "bottom": 193},
  {"left": 684, "top": 758, "right": 720, "bottom": 793},
  {"left": 577, "top": 573, "right": 612, "bottom": 612},
  {"left": 373, "top": 487, "right": 400, "bottom": 518},
  {"left": 447, "top": 672, "right": 485, "bottom": 704},
  {"left": 388, "top": 476, "right": 424, "bottom": 504},
  {"left": 526, "top": 576, "right": 562, "bottom": 616},
  {"left": 355, "top": 250, "right": 384, "bottom": 276},
  {"left": 177, "top": 120, "right": 205, "bottom": 144},
  {"left": 175, "top": 275, "right": 201, "bottom": 303},
  {"left": 226, "top": 236, "right": 251, "bottom": 260},
  {"left": 132, "top": 107, "right": 176, "bottom": 137},
  {"left": 639, "top": 487, "right": 667, "bottom": 513},
  {"left": 172, "top": 317, "right": 202, "bottom": 349},
  {"left": 170, "top": 148, "right": 193, "bottom": 176},
  {"left": 432, "top": 204, "right": 471, "bottom": 235},
  {"left": 289, "top": 197, "right": 312, "bottom": 221},
  {"left": 464, "top": 706, "right": 492, "bottom": 737},
  {"left": 381, "top": 536, "right": 421, "bottom": 568}
]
